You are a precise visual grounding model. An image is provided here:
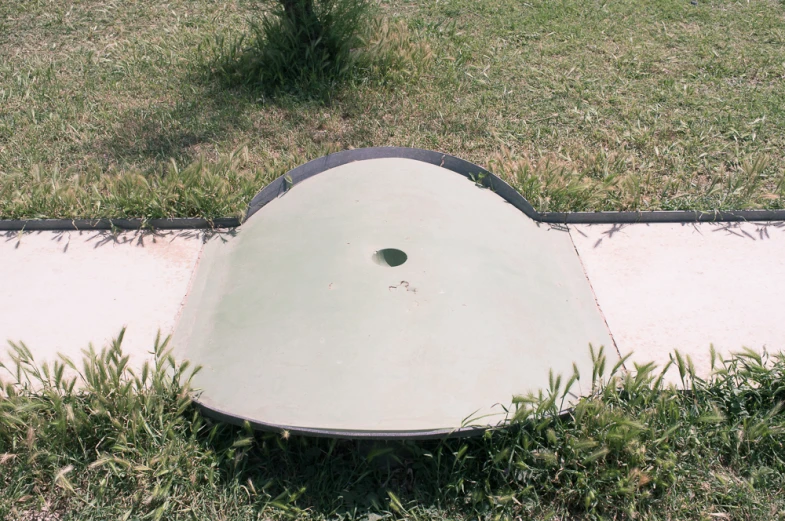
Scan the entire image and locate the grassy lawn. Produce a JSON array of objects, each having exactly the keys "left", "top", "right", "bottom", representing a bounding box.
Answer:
[
  {"left": 2, "top": 0, "right": 784, "bottom": 219},
  {"left": 1, "top": 338, "right": 784, "bottom": 520}
]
